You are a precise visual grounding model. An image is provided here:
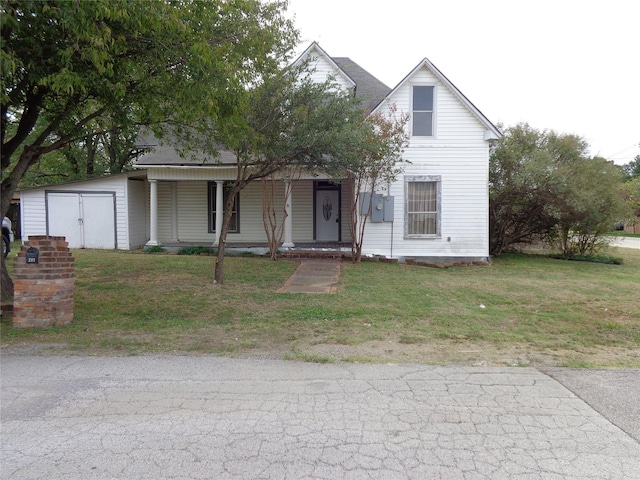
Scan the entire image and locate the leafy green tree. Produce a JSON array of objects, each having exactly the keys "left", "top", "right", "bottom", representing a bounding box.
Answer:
[
  {"left": 621, "top": 177, "right": 640, "bottom": 233},
  {"left": 21, "top": 118, "right": 143, "bottom": 187},
  {"left": 489, "top": 123, "right": 624, "bottom": 256},
  {"left": 489, "top": 124, "right": 564, "bottom": 255},
  {"left": 211, "top": 68, "right": 368, "bottom": 283},
  {"left": 326, "top": 103, "right": 409, "bottom": 263},
  {"left": 622, "top": 153, "right": 640, "bottom": 181},
  {"left": 1, "top": 0, "right": 297, "bottom": 298},
  {"left": 553, "top": 156, "right": 624, "bottom": 255}
]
